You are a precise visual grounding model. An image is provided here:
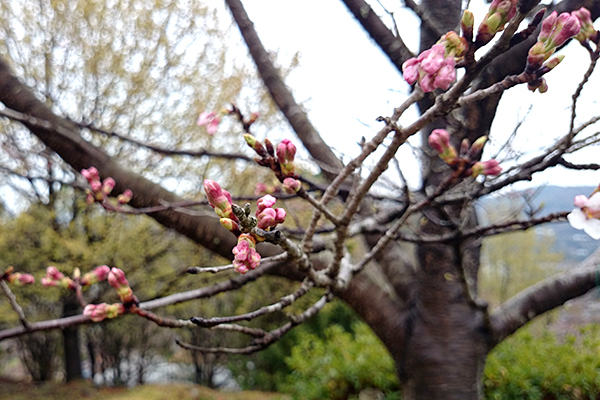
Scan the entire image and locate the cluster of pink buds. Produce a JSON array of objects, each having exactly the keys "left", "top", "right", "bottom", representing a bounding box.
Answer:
[
  {"left": 108, "top": 267, "right": 137, "bottom": 304},
  {"left": 256, "top": 195, "right": 286, "bottom": 230},
  {"left": 568, "top": 189, "right": 600, "bottom": 240},
  {"left": 232, "top": 233, "right": 261, "bottom": 274},
  {"left": 81, "top": 167, "right": 133, "bottom": 205},
  {"left": 204, "top": 180, "right": 288, "bottom": 274},
  {"left": 83, "top": 302, "right": 125, "bottom": 322},
  {"left": 244, "top": 135, "right": 302, "bottom": 193},
  {"left": 2, "top": 267, "right": 34, "bottom": 286},
  {"left": 428, "top": 129, "right": 501, "bottom": 178},
  {"left": 41, "top": 266, "right": 76, "bottom": 289},
  {"left": 402, "top": 32, "right": 467, "bottom": 93},
  {"left": 475, "top": 0, "right": 517, "bottom": 47}
]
